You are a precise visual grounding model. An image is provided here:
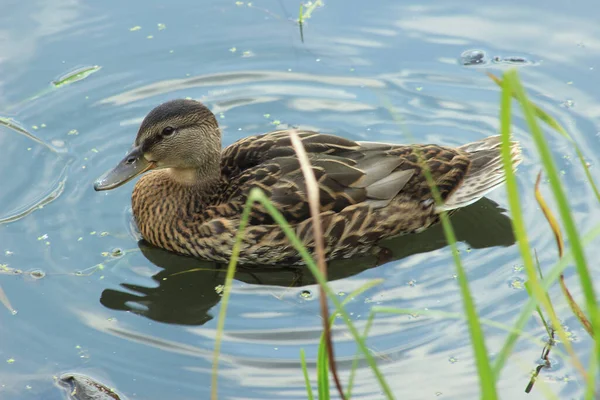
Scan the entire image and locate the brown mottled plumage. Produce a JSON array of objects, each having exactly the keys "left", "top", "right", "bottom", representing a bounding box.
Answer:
[{"left": 94, "top": 99, "right": 522, "bottom": 265}]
